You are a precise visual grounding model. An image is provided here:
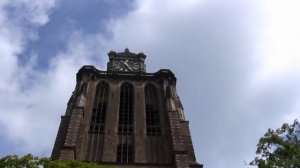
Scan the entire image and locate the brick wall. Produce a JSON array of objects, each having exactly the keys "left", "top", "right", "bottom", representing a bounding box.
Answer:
[
  {"left": 51, "top": 116, "right": 70, "bottom": 159},
  {"left": 59, "top": 107, "right": 83, "bottom": 159}
]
